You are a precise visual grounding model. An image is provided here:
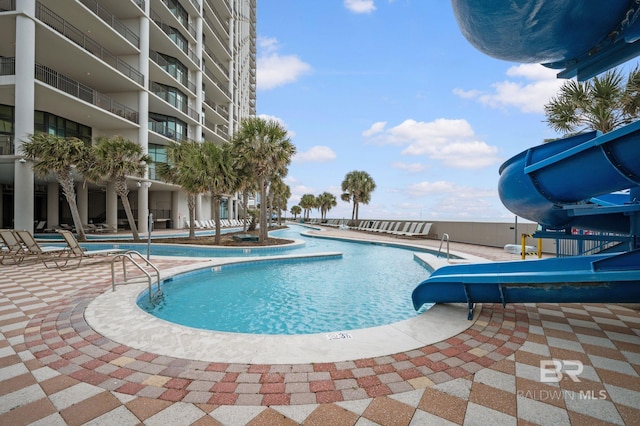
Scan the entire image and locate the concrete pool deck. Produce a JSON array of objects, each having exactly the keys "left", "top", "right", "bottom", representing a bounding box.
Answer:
[{"left": 0, "top": 225, "right": 639, "bottom": 425}]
